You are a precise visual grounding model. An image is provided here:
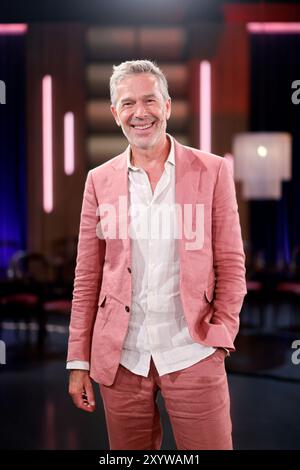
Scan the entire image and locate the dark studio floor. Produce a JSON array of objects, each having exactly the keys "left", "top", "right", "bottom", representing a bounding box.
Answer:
[{"left": 0, "top": 302, "right": 300, "bottom": 450}]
